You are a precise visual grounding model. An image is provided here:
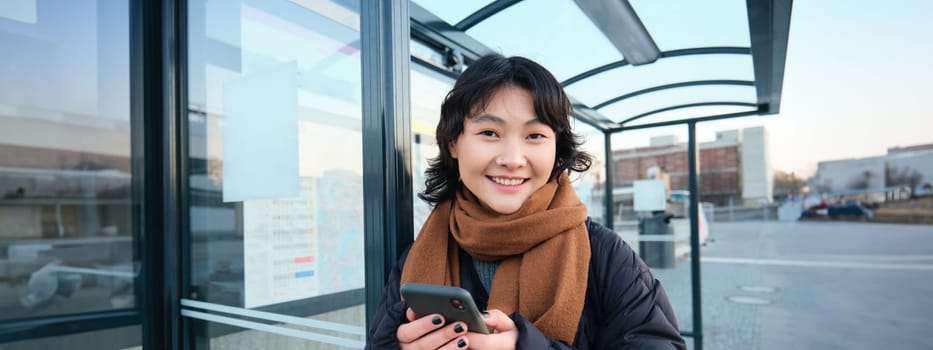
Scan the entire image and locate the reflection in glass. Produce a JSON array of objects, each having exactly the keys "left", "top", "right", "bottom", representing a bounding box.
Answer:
[
  {"left": 185, "top": 0, "right": 365, "bottom": 348},
  {"left": 0, "top": 1, "right": 136, "bottom": 321},
  {"left": 0, "top": 325, "right": 141, "bottom": 350}
]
